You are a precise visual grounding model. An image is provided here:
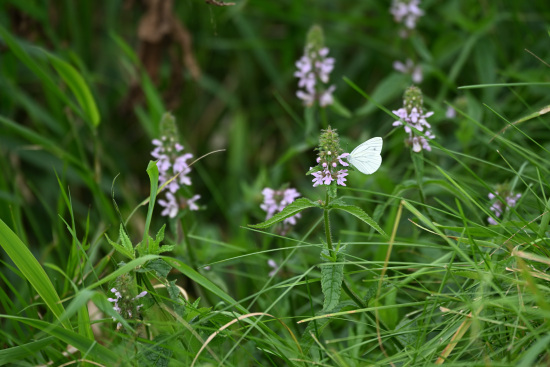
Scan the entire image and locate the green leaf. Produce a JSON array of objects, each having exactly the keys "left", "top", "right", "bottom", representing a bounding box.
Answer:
[
  {"left": 47, "top": 53, "right": 100, "bottom": 127},
  {"left": 144, "top": 259, "right": 172, "bottom": 278},
  {"left": 119, "top": 225, "right": 135, "bottom": 257},
  {"left": 320, "top": 248, "right": 345, "bottom": 312},
  {"left": 330, "top": 203, "right": 388, "bottom": 238},
  {"left": 0, "top": 24, "right": 75, "bottom": 114},
  {"left": 0, "top": 218, "right": 72, "bottom": 330},
  {"left": 86, "top": 255, "right": 160, "bottom": 290},
  {"left": 249, "top": 198, "right": 319, "bottom": 229},
  {"left": 0, "top": 337, "right": 55, "bottom": 365},
  {"left": 300, "top": 300, "right": 356, "bottom": 354},
  {"left": 105, "top": 229, "right": 134, "bottom": 260},
  {"left": 140, "top": 225, "right": 173, "bottom": 256},
  {"left": 139, "top": 335, "right": 173, "bottom": 367},
  {"left": 516, "top": 333, "right": 550, "bottom": 367},
  {"left": 0, "top": 315, "right": 122, "bottom": 365},
  {"left": 163, "top": 257, "right": 249, "bottom": 315},
  {"left": 143, "top": 161, "right": 160, "bottom": 247},
  {"left": 168, "top": 279, "right": 186, "bottom": 316}
]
